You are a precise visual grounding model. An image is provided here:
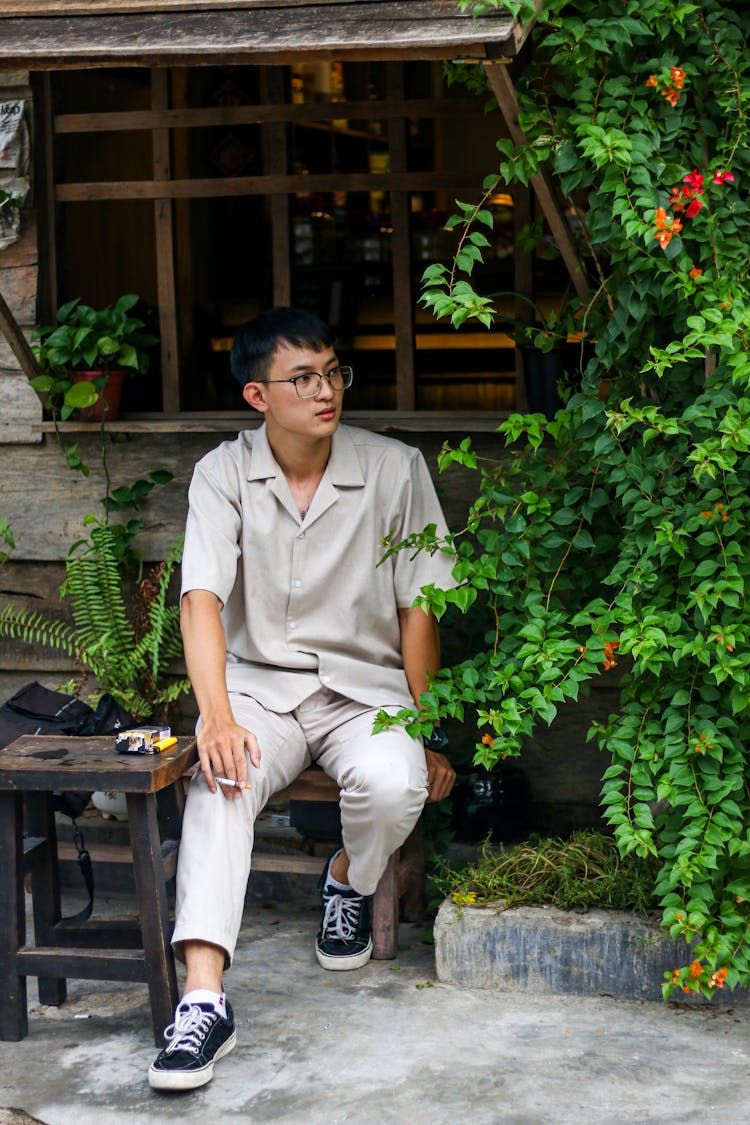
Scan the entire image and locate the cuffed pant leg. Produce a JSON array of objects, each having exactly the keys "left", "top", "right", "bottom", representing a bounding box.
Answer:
[
  {"left": 312, "top": 705, "right": 428, "bottom": 896},
  {"left": 172, "top": 695, "right": 309, "bottom": 967}
]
